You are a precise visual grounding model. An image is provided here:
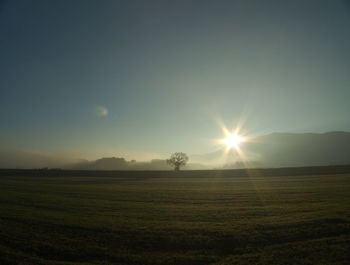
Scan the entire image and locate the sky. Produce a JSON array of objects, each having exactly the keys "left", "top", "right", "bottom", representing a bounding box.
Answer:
[{"left": 1, "top": 0, "right": 350, "bottom": 161}]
